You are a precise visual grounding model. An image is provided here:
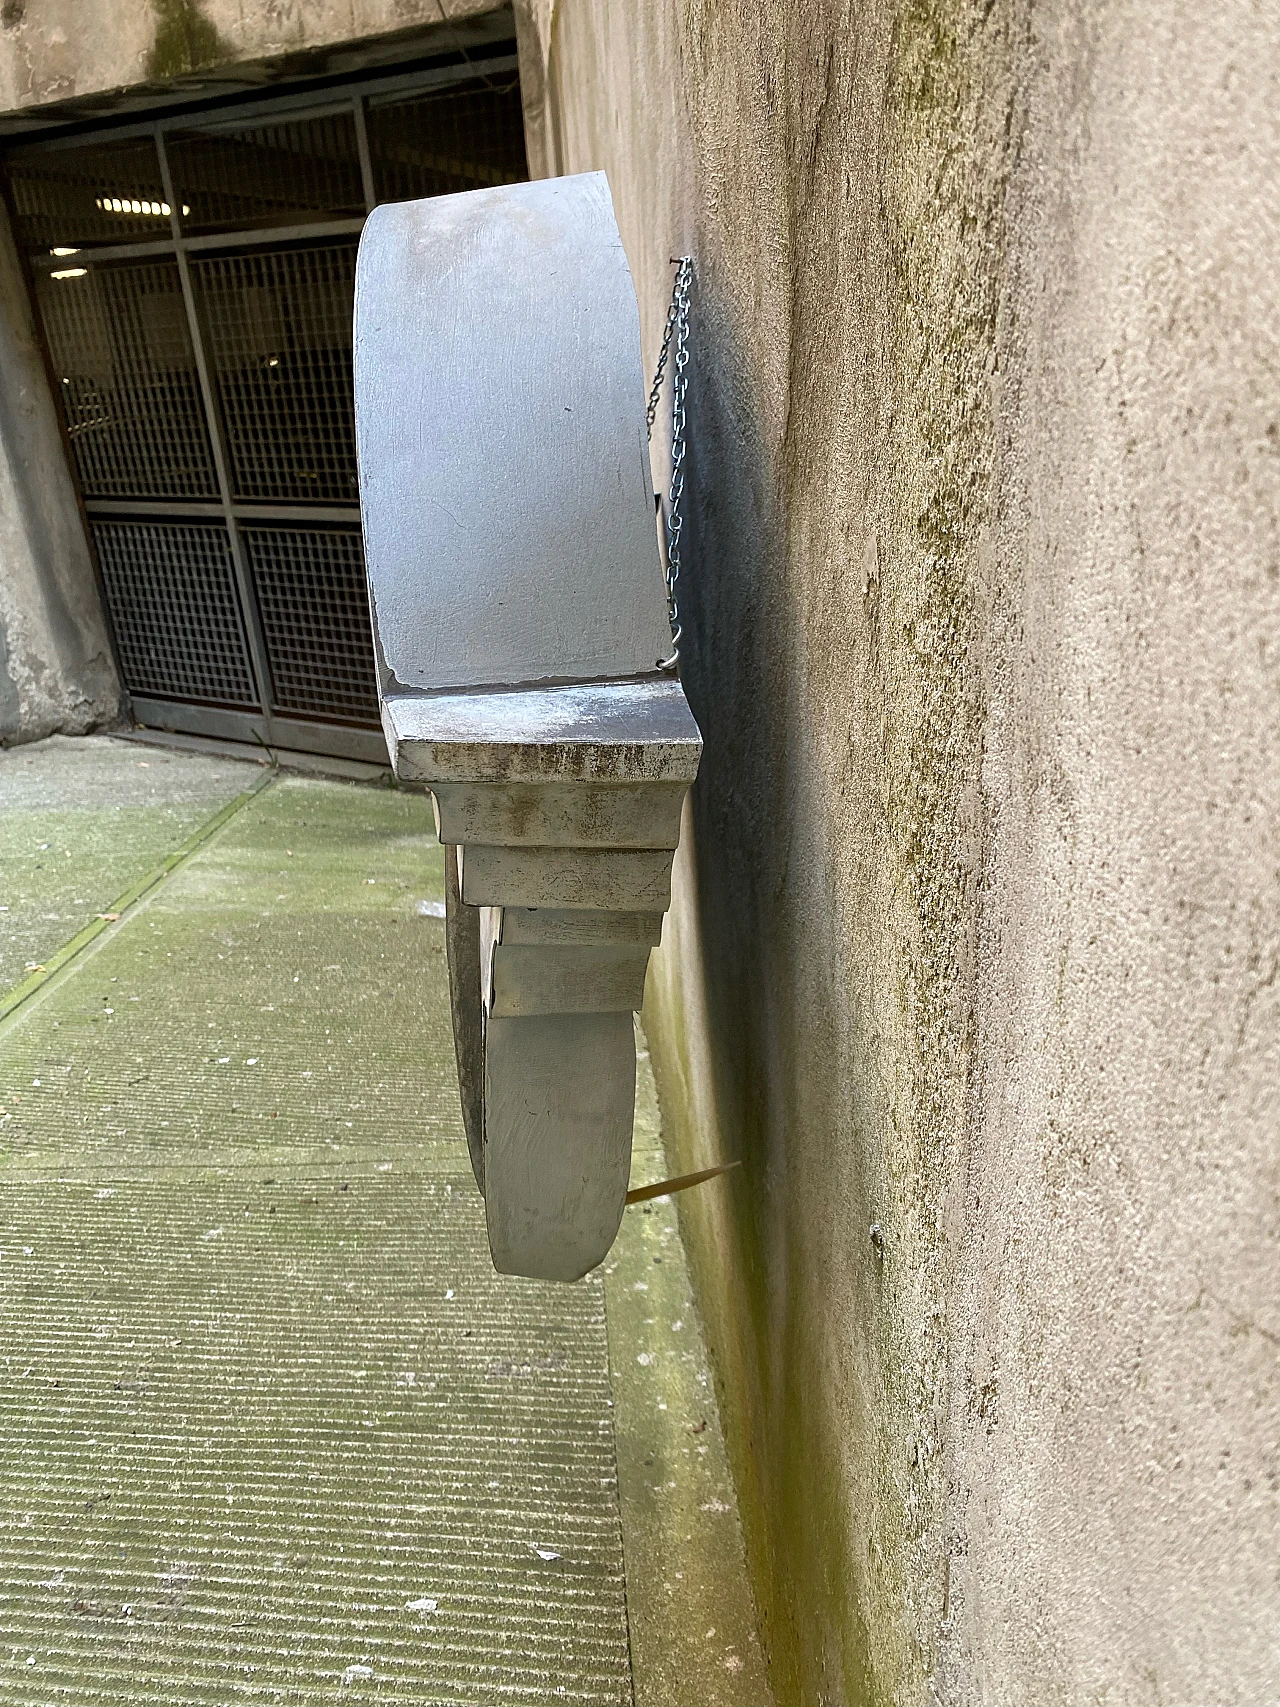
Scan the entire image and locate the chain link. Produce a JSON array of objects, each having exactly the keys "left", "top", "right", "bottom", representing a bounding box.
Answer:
[{"left": 647, "top": 256, "right": 694, "bottom": 670}]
